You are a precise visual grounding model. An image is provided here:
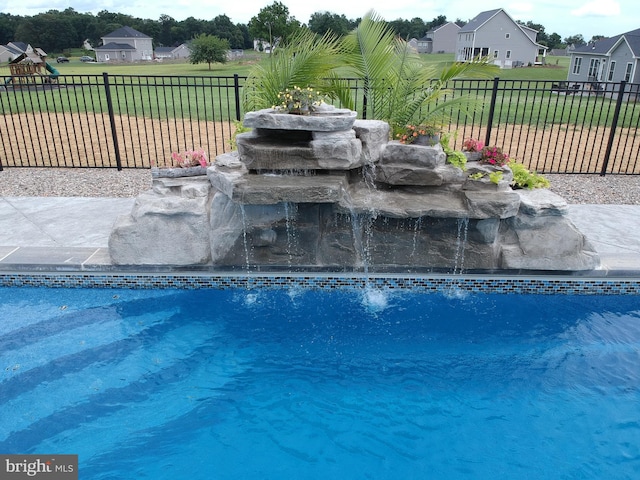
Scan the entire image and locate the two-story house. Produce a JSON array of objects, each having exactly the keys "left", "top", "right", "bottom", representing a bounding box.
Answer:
[
  {"left": 568, "top": 28, "right": 639, "bottom": 86},
  {"left": 95, "top": 26, "right": 153, "bottom": 63},
  {"left": 417, "top": 22, "right": 461, "bottom": 54},
  {"left": 456, "top": 8, "right": 547, "bottom": 68}
]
